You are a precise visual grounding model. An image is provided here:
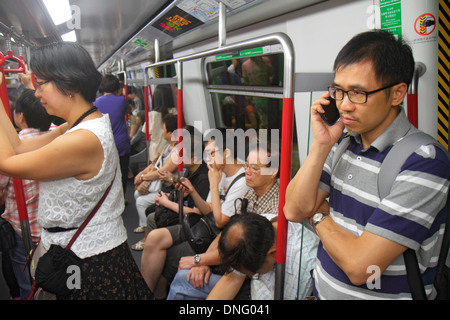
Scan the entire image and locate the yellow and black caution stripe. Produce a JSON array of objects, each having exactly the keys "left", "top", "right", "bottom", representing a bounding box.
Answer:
[{"left": 438, "top": 0, "right": 450, "bottom": 149}]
